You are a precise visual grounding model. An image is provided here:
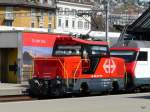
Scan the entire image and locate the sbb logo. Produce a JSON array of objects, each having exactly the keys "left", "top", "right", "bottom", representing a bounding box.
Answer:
[{"left": 103, "top": 59, "right": 116, "bottom": 73}]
